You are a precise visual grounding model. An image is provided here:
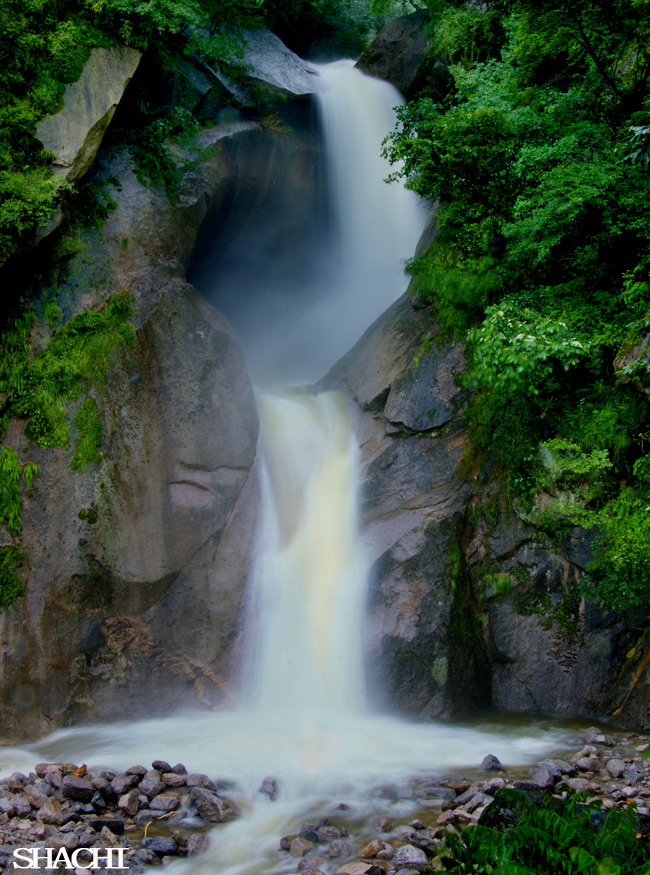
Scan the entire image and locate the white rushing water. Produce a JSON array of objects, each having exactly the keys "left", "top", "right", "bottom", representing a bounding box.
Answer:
[
  {"left": 0, "top": 60, "right": 569, "bottom": 874},
  {"left": 192, "top": 59, "right": 428, "bottom": 386}
]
